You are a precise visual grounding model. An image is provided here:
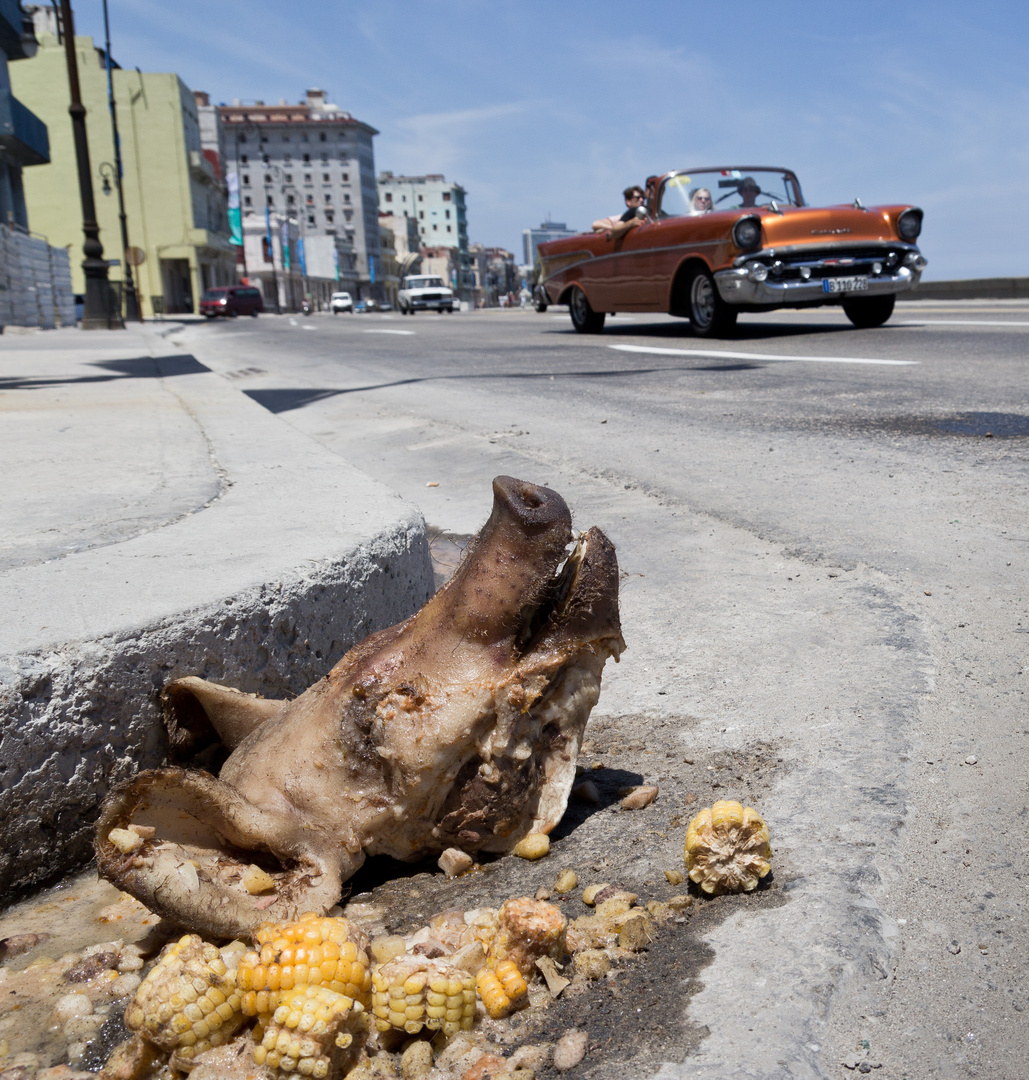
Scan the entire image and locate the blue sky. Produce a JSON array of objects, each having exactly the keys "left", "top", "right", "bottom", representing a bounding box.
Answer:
[{"left": 75, "top": 0, "right": 1028, "bottom": 279}]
